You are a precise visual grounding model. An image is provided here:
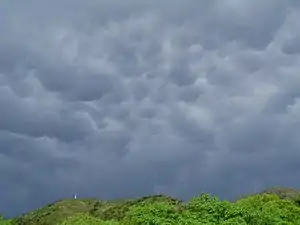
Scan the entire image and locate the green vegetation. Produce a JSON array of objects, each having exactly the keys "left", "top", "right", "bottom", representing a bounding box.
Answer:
[
  {"left": 0, "top": 216, "right": 14, "bottom": 225},
  {"left": 2, "top": 187, "right": 300, "bottom": 224}
]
